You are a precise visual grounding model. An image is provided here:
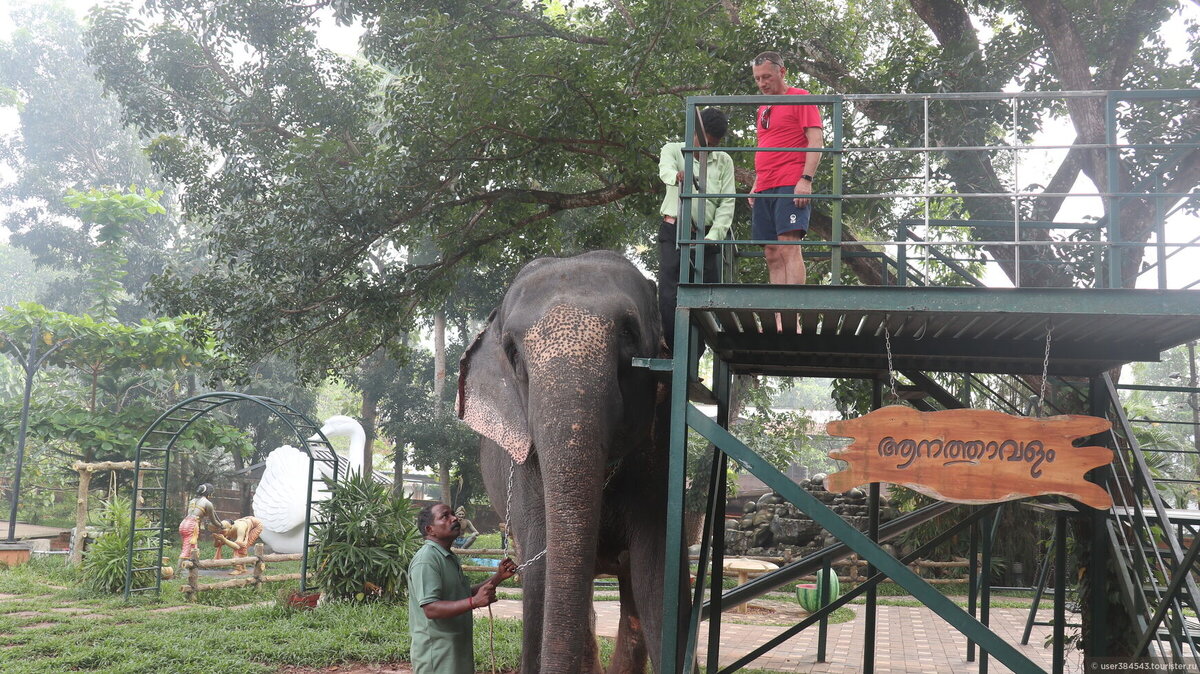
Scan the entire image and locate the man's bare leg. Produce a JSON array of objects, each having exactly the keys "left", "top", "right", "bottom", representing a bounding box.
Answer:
[
  {"left": 764, "top": 244, "right": 786, "bottom": 284},
  {"left": 778, "top": 231, "right": 807, "bottom": 284}
]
